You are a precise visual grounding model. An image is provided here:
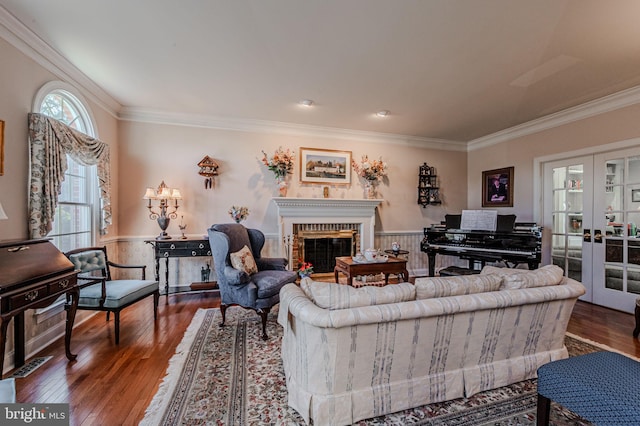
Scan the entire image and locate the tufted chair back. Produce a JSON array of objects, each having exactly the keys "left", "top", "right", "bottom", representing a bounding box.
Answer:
[{"left": 67, "top": 249, "right": 111, "bottom": 280}]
